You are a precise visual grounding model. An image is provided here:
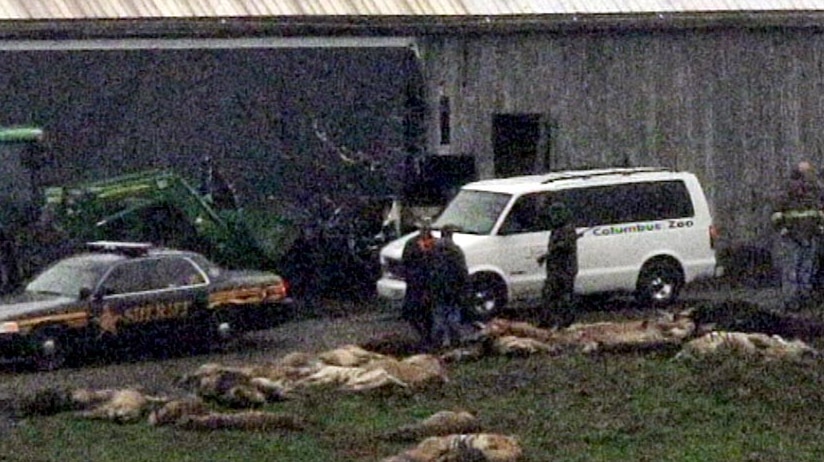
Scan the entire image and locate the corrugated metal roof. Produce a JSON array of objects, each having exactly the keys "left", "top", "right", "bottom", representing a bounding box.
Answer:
[{"left": 1, "top": 0, "right": 824, "bottom": 20}]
